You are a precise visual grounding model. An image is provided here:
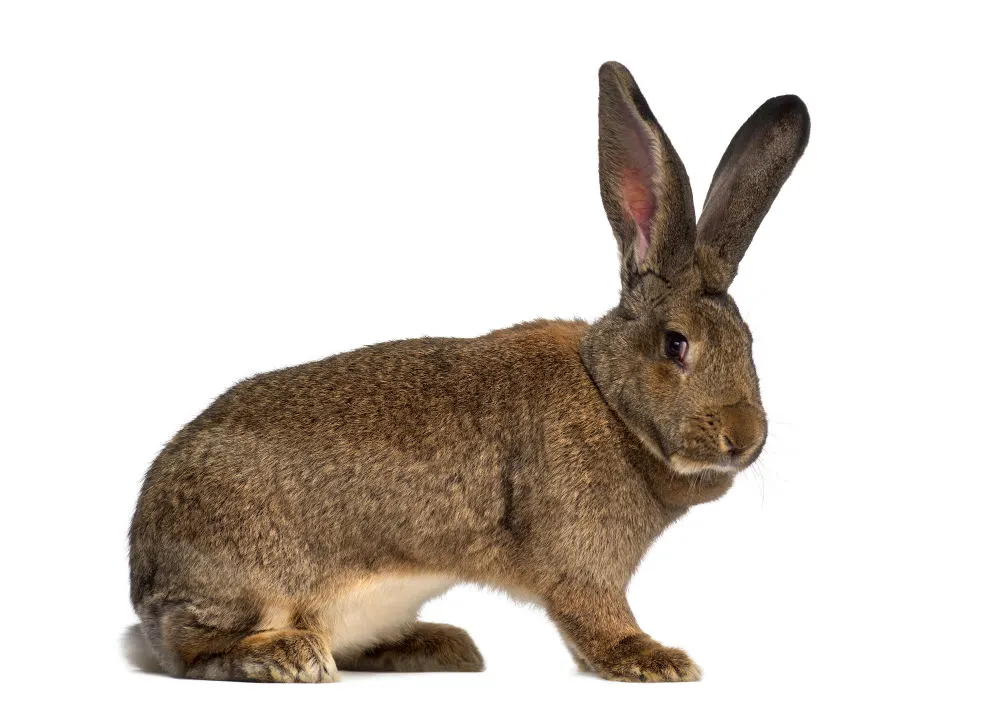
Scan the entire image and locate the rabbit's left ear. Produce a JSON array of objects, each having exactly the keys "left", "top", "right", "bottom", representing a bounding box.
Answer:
[
  {"left": 696, "top": 95, "right": 810, "bottom": 292},
  {"left": 598, "top": 62, "right": 697, "bottom": 285}
]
